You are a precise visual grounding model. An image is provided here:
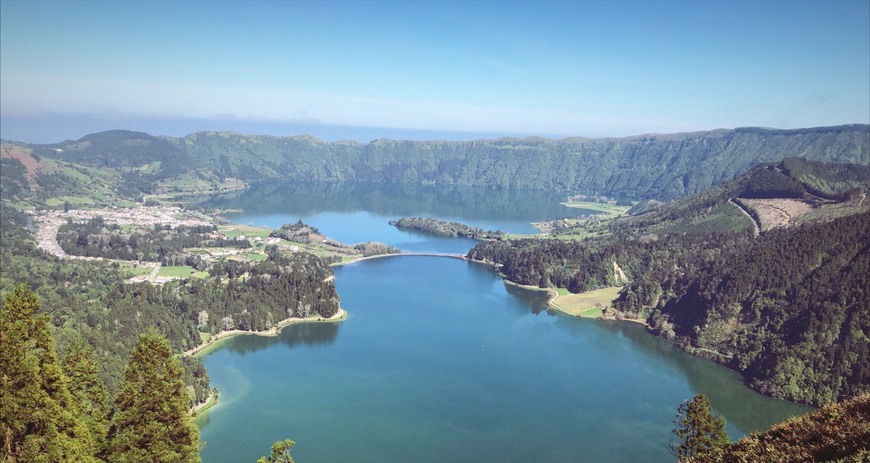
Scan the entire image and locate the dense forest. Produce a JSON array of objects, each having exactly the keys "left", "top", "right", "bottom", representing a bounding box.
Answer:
[
  {"left": 11, "top": 124, "right": 867, "bottom": 201},
  {"left": 468, "top": 162, "right": 870, "bottom": 406}
]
